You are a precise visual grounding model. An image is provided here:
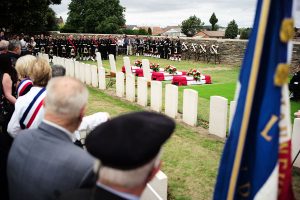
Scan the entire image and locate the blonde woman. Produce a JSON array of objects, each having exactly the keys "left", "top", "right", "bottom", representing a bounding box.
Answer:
[
  {"left": 8, "top": 58, "right": 52, "bottom": 137},
  {"left": 15, "top": 55, "right": 36, "bottom": 97}
]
